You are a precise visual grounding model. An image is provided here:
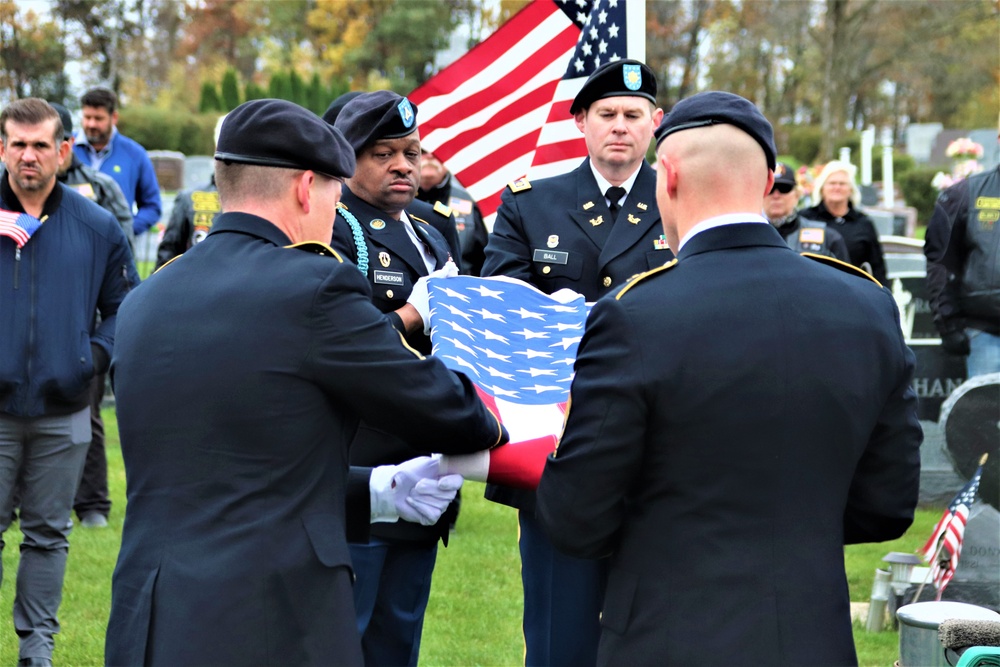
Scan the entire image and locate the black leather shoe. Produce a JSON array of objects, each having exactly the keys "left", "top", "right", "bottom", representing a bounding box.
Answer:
[{"left": 18, "top": 658, "right": 53, "bottom": 667}]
